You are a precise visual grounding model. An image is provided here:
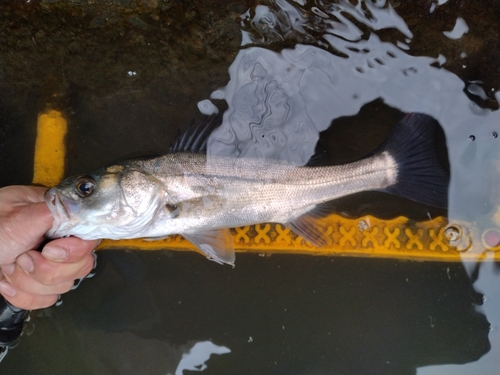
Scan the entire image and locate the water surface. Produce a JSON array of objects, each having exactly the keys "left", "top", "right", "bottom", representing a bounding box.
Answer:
[{"left": 0, "top": 1, "right": 499, "bottom": 374}]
